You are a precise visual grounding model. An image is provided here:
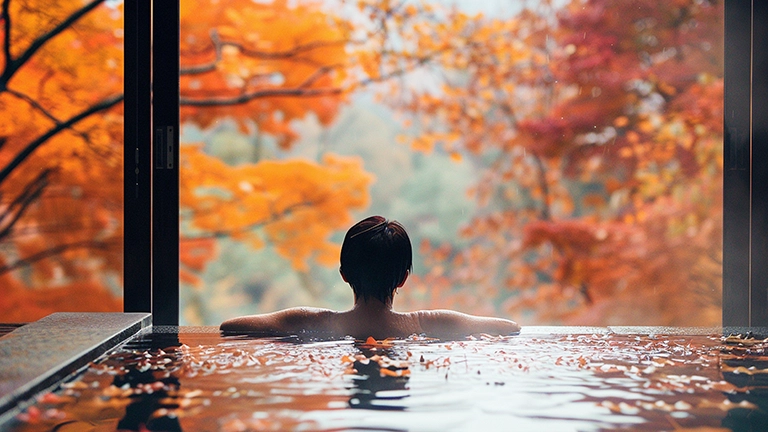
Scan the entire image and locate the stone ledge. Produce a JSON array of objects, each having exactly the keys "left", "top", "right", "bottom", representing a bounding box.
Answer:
[{"left": 0, "top": 312, "right": 151, "bottom": 423}]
